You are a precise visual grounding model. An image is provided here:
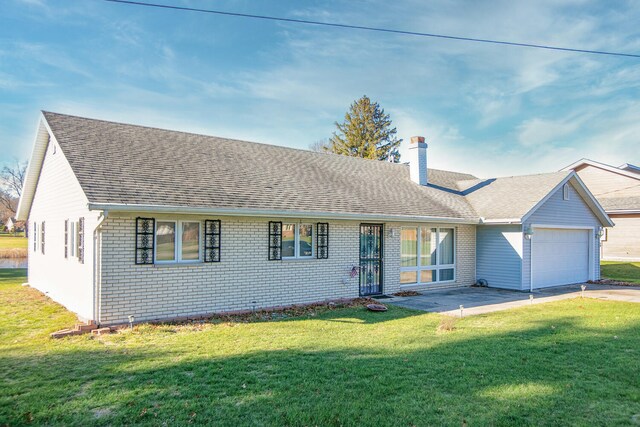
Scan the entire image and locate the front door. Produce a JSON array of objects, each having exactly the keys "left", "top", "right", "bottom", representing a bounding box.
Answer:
[{"left": 359, "top": 224, "right": 383, "bottom": 296}]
